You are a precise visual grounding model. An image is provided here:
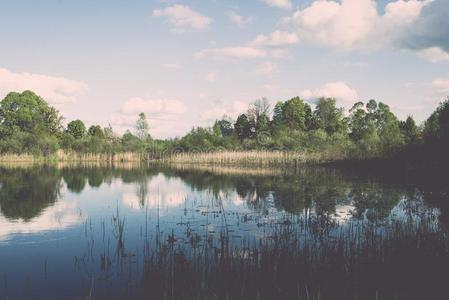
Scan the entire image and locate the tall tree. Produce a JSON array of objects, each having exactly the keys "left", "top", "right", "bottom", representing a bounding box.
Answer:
[
  {"left": 66, "top": 120, "right": 86, "bottom": 139},
  {"left": 282, "top": 97, "right": 309, "bottom": 130},
  {"left": 135, "top": 112, "right": 150, "bottom": 141},
  {"left": 88, "top": 125, "right": 105, "bottom": 139},
  {"left": 313, "top": 98, "right": 346, "bottom": 135},
  {"left": 234, "top": 114, "right": 254, "bottom": 141}
]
